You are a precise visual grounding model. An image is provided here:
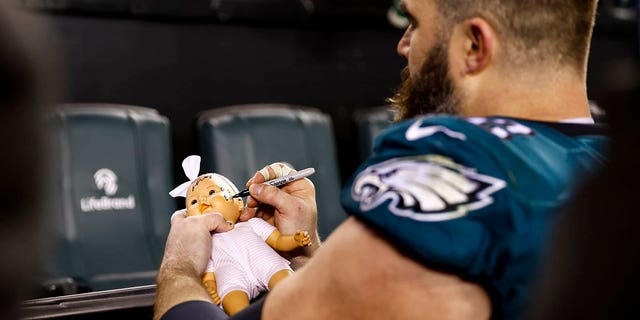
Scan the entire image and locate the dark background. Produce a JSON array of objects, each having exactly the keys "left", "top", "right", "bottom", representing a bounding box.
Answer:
[
  {"left": 15, "top": 1, "right": 639, "bottom": 317},
  {"left": 23, "top": 0, "right": 640, "bottom": 184}
]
